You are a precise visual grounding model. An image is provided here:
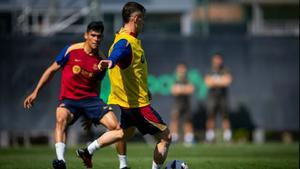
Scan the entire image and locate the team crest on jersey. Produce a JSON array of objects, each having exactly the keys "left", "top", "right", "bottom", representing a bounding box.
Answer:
[{"left": 72, "top": 65, "right": 81, "bottom": 74}]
